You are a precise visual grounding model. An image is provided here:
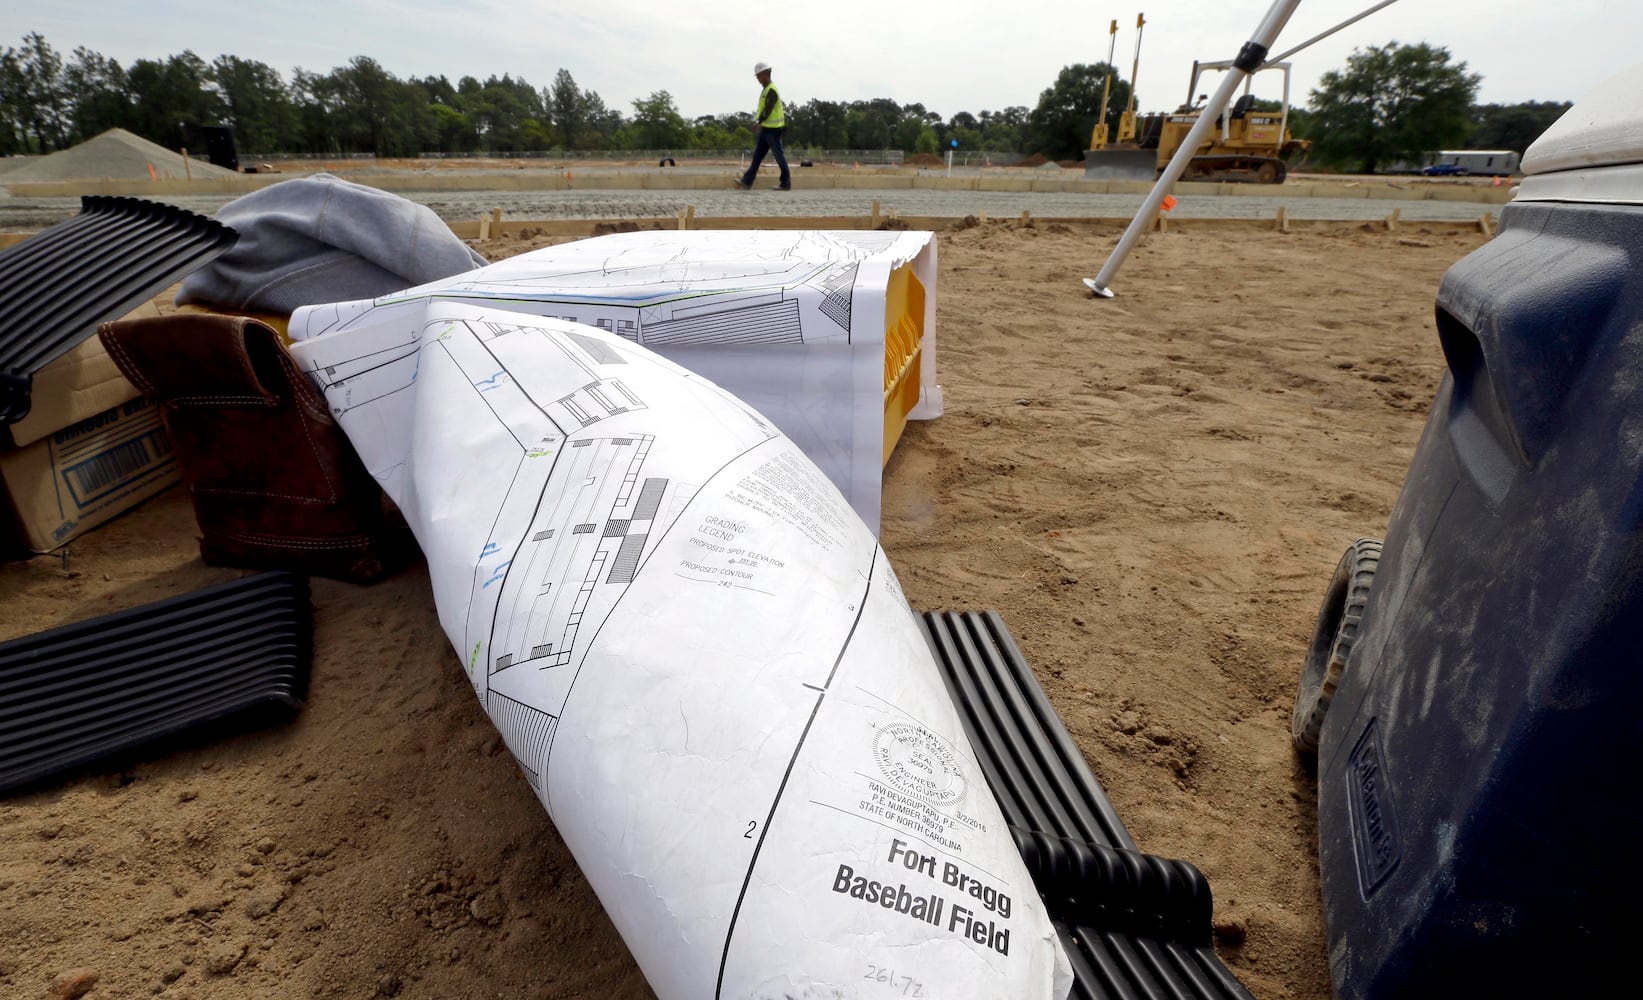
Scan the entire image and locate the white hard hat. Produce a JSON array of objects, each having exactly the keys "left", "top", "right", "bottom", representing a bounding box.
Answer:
[{"left": 754, "top": 61, "right": 771, "bottom": 74}]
